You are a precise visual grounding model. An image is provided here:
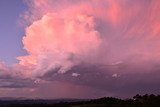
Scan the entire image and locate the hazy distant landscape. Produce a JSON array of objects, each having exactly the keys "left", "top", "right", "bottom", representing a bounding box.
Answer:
[{"left": 0, "top": 94, "right": 159, "bottom": 107}]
